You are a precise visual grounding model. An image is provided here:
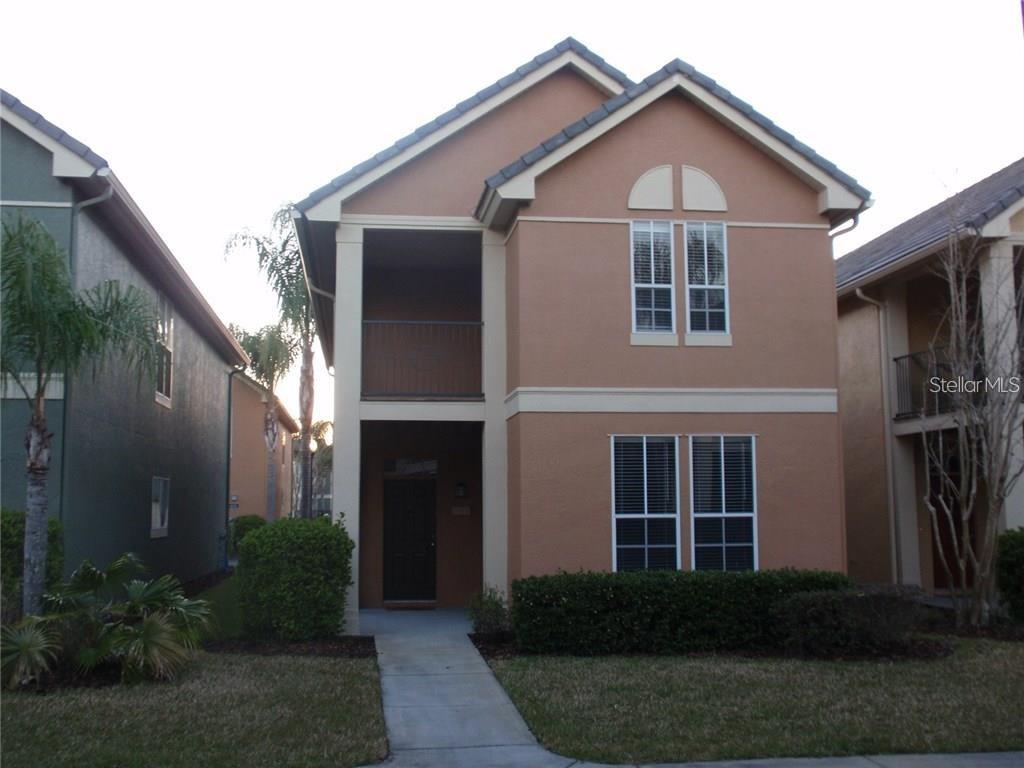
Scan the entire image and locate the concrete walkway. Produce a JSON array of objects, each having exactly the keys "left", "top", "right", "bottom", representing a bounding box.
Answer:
[{"left": 358, "top": 609, "right": 1023, "bottom": 768}]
